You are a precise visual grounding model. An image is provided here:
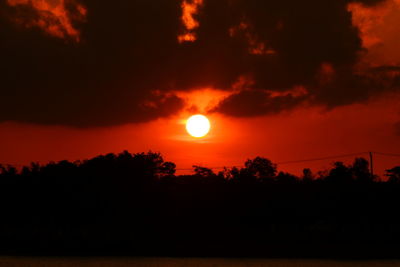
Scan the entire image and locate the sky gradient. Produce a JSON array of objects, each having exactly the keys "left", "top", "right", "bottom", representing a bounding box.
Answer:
[{"left": 0, "top": 0, "right": 399, "bottom": 176}]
